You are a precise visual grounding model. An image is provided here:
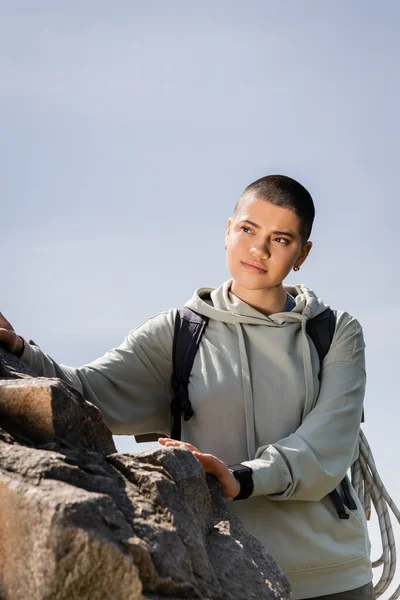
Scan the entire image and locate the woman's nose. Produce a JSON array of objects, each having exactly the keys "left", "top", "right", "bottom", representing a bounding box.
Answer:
[{"left": 250, "top": 244, "right": 270, "bottom": 260}]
